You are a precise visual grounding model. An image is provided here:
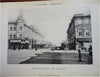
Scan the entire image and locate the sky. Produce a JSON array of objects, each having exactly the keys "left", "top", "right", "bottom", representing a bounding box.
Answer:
[{"left": 8, "top": 7, "right": 90, "bottom": 46}]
